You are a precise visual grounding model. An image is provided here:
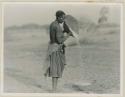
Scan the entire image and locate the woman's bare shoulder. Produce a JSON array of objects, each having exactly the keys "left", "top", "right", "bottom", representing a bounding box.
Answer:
[{"left": 50, "top": 20, "right": 58, "bottom": 27}]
